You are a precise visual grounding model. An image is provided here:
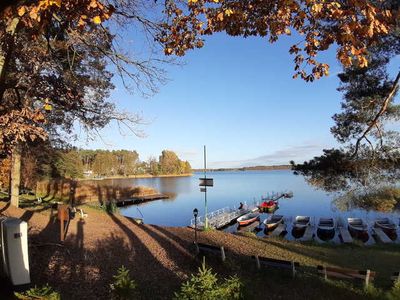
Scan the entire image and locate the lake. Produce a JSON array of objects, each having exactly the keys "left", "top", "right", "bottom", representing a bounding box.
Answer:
[{"left": 117, "top": 170, "right": 400, "bottom": 235}]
